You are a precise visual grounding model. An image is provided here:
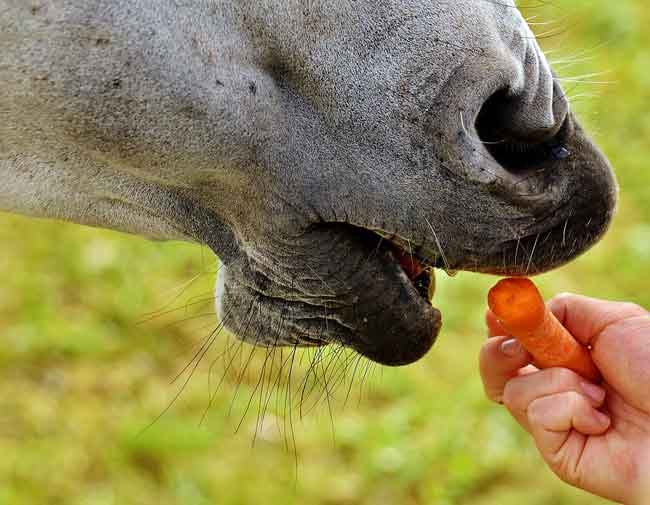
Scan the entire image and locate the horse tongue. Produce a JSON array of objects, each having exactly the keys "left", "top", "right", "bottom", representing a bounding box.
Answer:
[{"left": 393, "top": 247, "right": 425, "bottom": 281}]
